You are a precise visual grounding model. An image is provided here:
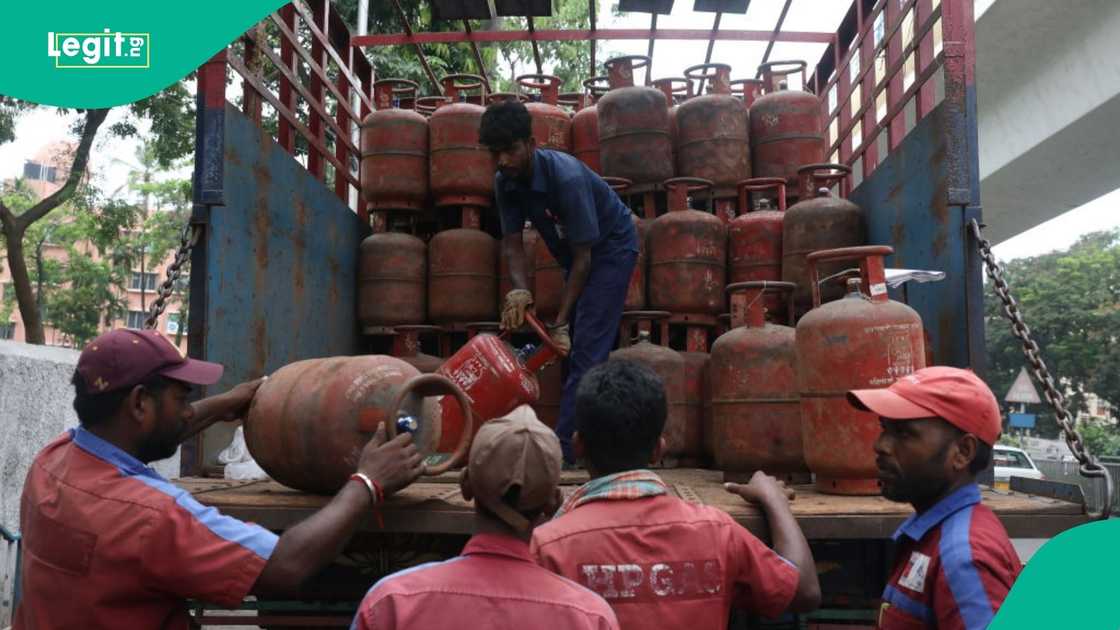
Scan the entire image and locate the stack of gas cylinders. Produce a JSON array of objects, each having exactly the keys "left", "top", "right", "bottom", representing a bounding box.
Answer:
[{"left": 352, "top": 56, "right": 928, "bottom": 496}]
